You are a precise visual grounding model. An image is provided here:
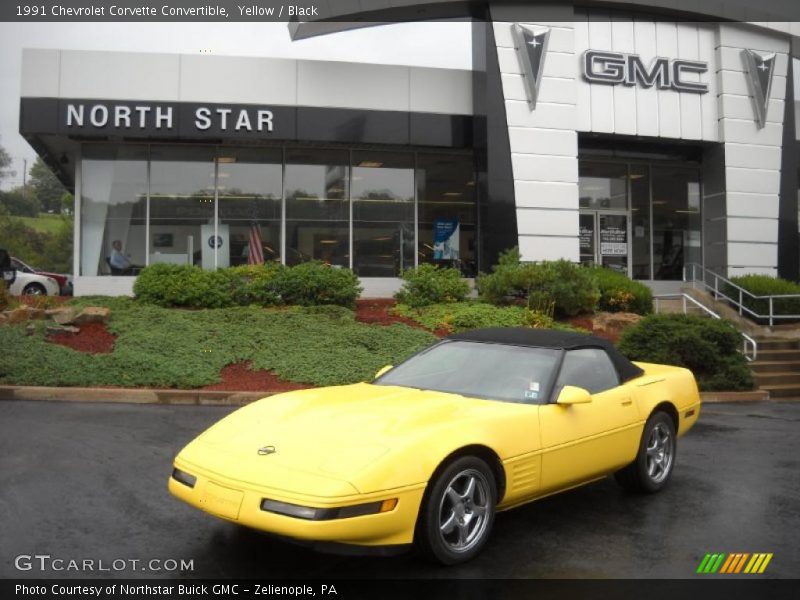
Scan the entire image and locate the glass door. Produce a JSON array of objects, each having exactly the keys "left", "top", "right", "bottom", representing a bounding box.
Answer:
[
  {"left": 579, "top": 211, "right": 630, "bottom": 275},
  {"left": 598, "top": 213, "right": 629, "bottom": 274}
]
